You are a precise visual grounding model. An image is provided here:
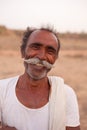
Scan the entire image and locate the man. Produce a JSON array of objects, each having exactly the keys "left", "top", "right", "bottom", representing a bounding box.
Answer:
[{"left": 0, "top": 26, "right": 80, "bottom": 130}]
